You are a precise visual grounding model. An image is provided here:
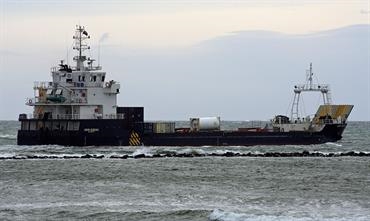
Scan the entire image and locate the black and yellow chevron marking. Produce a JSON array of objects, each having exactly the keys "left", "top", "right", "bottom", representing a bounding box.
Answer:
[{"left": 129, "top": 131, "right": 141, "bottom": 146}]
